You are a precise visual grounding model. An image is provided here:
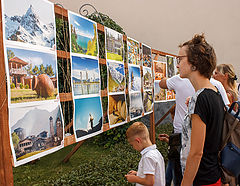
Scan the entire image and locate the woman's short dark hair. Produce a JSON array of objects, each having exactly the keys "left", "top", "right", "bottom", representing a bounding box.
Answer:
[{"left": 179, "top": 34, "right": 216, "bottom": 79}]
